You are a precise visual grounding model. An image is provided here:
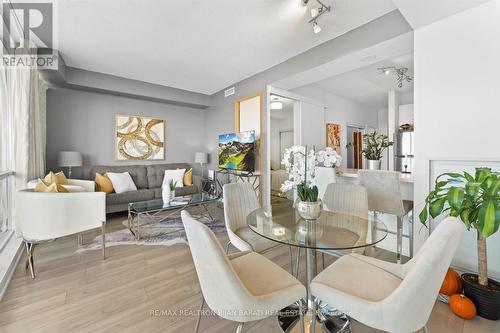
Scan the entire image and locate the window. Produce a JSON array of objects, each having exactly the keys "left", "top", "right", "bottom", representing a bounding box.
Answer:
[{"left": 0, "top": 66, "right": 13, "bottom": 234}]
